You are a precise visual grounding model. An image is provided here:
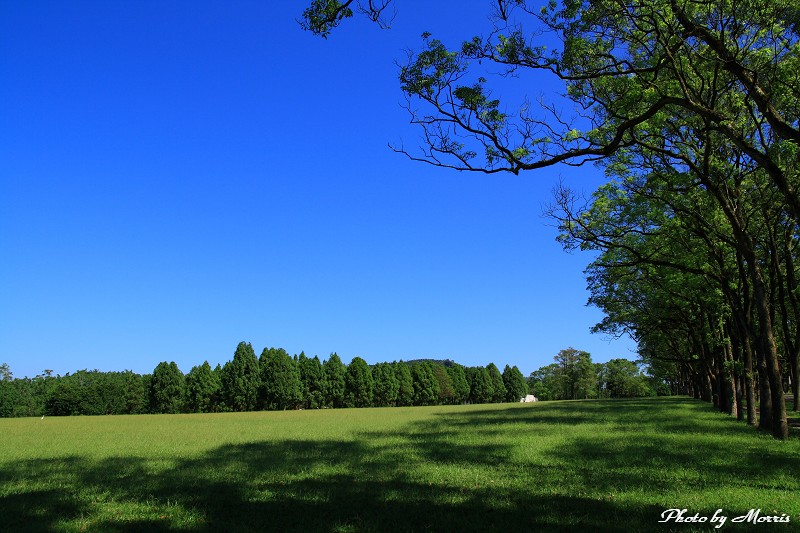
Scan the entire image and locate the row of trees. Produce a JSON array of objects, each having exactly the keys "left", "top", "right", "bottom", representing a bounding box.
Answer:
[
  {"left": 0, "top": 344, "right": 531, "bottom": 417},
  {"left": 300, "top": 0, "right": 800, "bottom": 438},
  {"left": 528, "top": 348, "right": 664, "bottom": 401}
]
